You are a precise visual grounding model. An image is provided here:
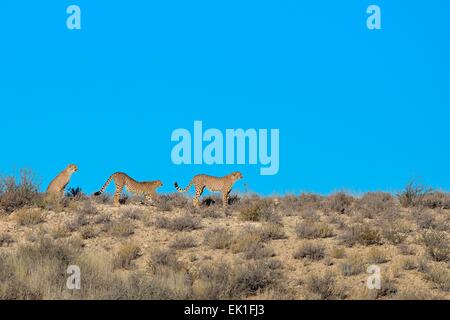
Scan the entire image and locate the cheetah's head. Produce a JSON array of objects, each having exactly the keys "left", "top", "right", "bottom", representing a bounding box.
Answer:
[
  {"left": 67, "top": 164, "right": 78, "bottom": 173},
  {"left": 231, "top": 171, "right": 243, "bottom": 181}
]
